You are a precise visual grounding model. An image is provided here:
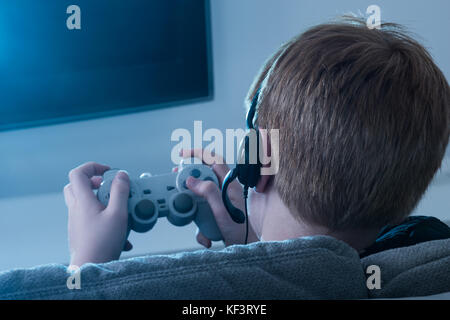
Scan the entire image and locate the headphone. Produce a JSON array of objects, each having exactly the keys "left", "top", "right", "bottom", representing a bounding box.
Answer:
[
  {"left": 221, "top": 86, "right": 263, "bottom": 242},
  {"left": 221, "top": 45, "right": 288, "bottom": 243}
]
